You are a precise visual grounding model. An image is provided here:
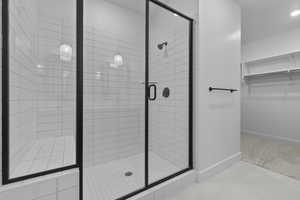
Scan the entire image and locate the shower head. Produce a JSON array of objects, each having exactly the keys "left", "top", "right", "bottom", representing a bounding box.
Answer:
[{"left": 157, "top": 41, "right": 168, "bottom": 50}]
